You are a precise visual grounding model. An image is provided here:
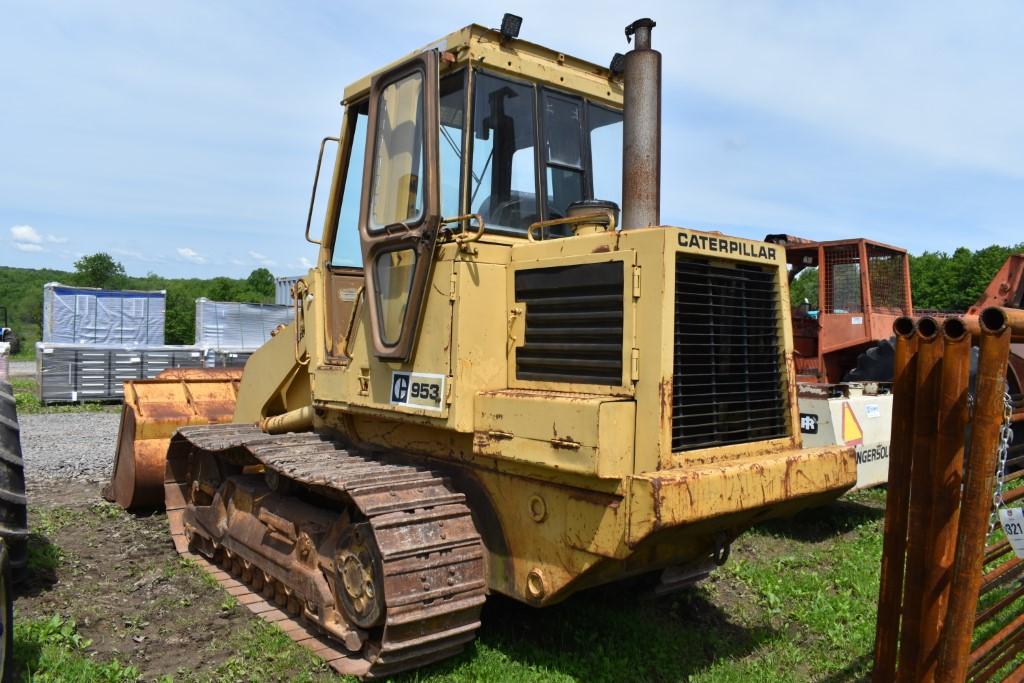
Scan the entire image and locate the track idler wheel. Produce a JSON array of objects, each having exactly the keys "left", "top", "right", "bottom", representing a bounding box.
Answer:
[{"left": 336, "top": 522, "right": 385, "bottom": 630}]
